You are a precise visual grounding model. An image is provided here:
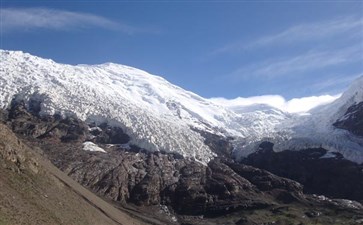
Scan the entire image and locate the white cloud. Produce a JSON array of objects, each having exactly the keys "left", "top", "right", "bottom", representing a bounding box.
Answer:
[
  {"left": 213, "top": 16, "right": 363, "bottom": 55},
  {"left": 283, "top": 95, "right": 341, "bottom": 113},
  {"left": 211, "top": 95, "right": 286, "bottom": 109},
  {"left": 0, "top": 7, "right": 142, "bottom": 34},
  {"left": 210, "top": 94, "right": 341, "bottom": 114}
]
